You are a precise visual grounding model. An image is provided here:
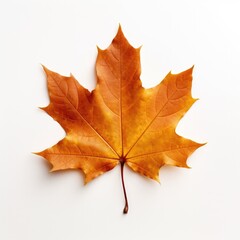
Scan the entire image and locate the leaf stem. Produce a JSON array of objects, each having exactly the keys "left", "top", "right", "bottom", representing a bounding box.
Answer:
[{"left": 120, "top": 160, "right": 128, "bottom": 214}]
